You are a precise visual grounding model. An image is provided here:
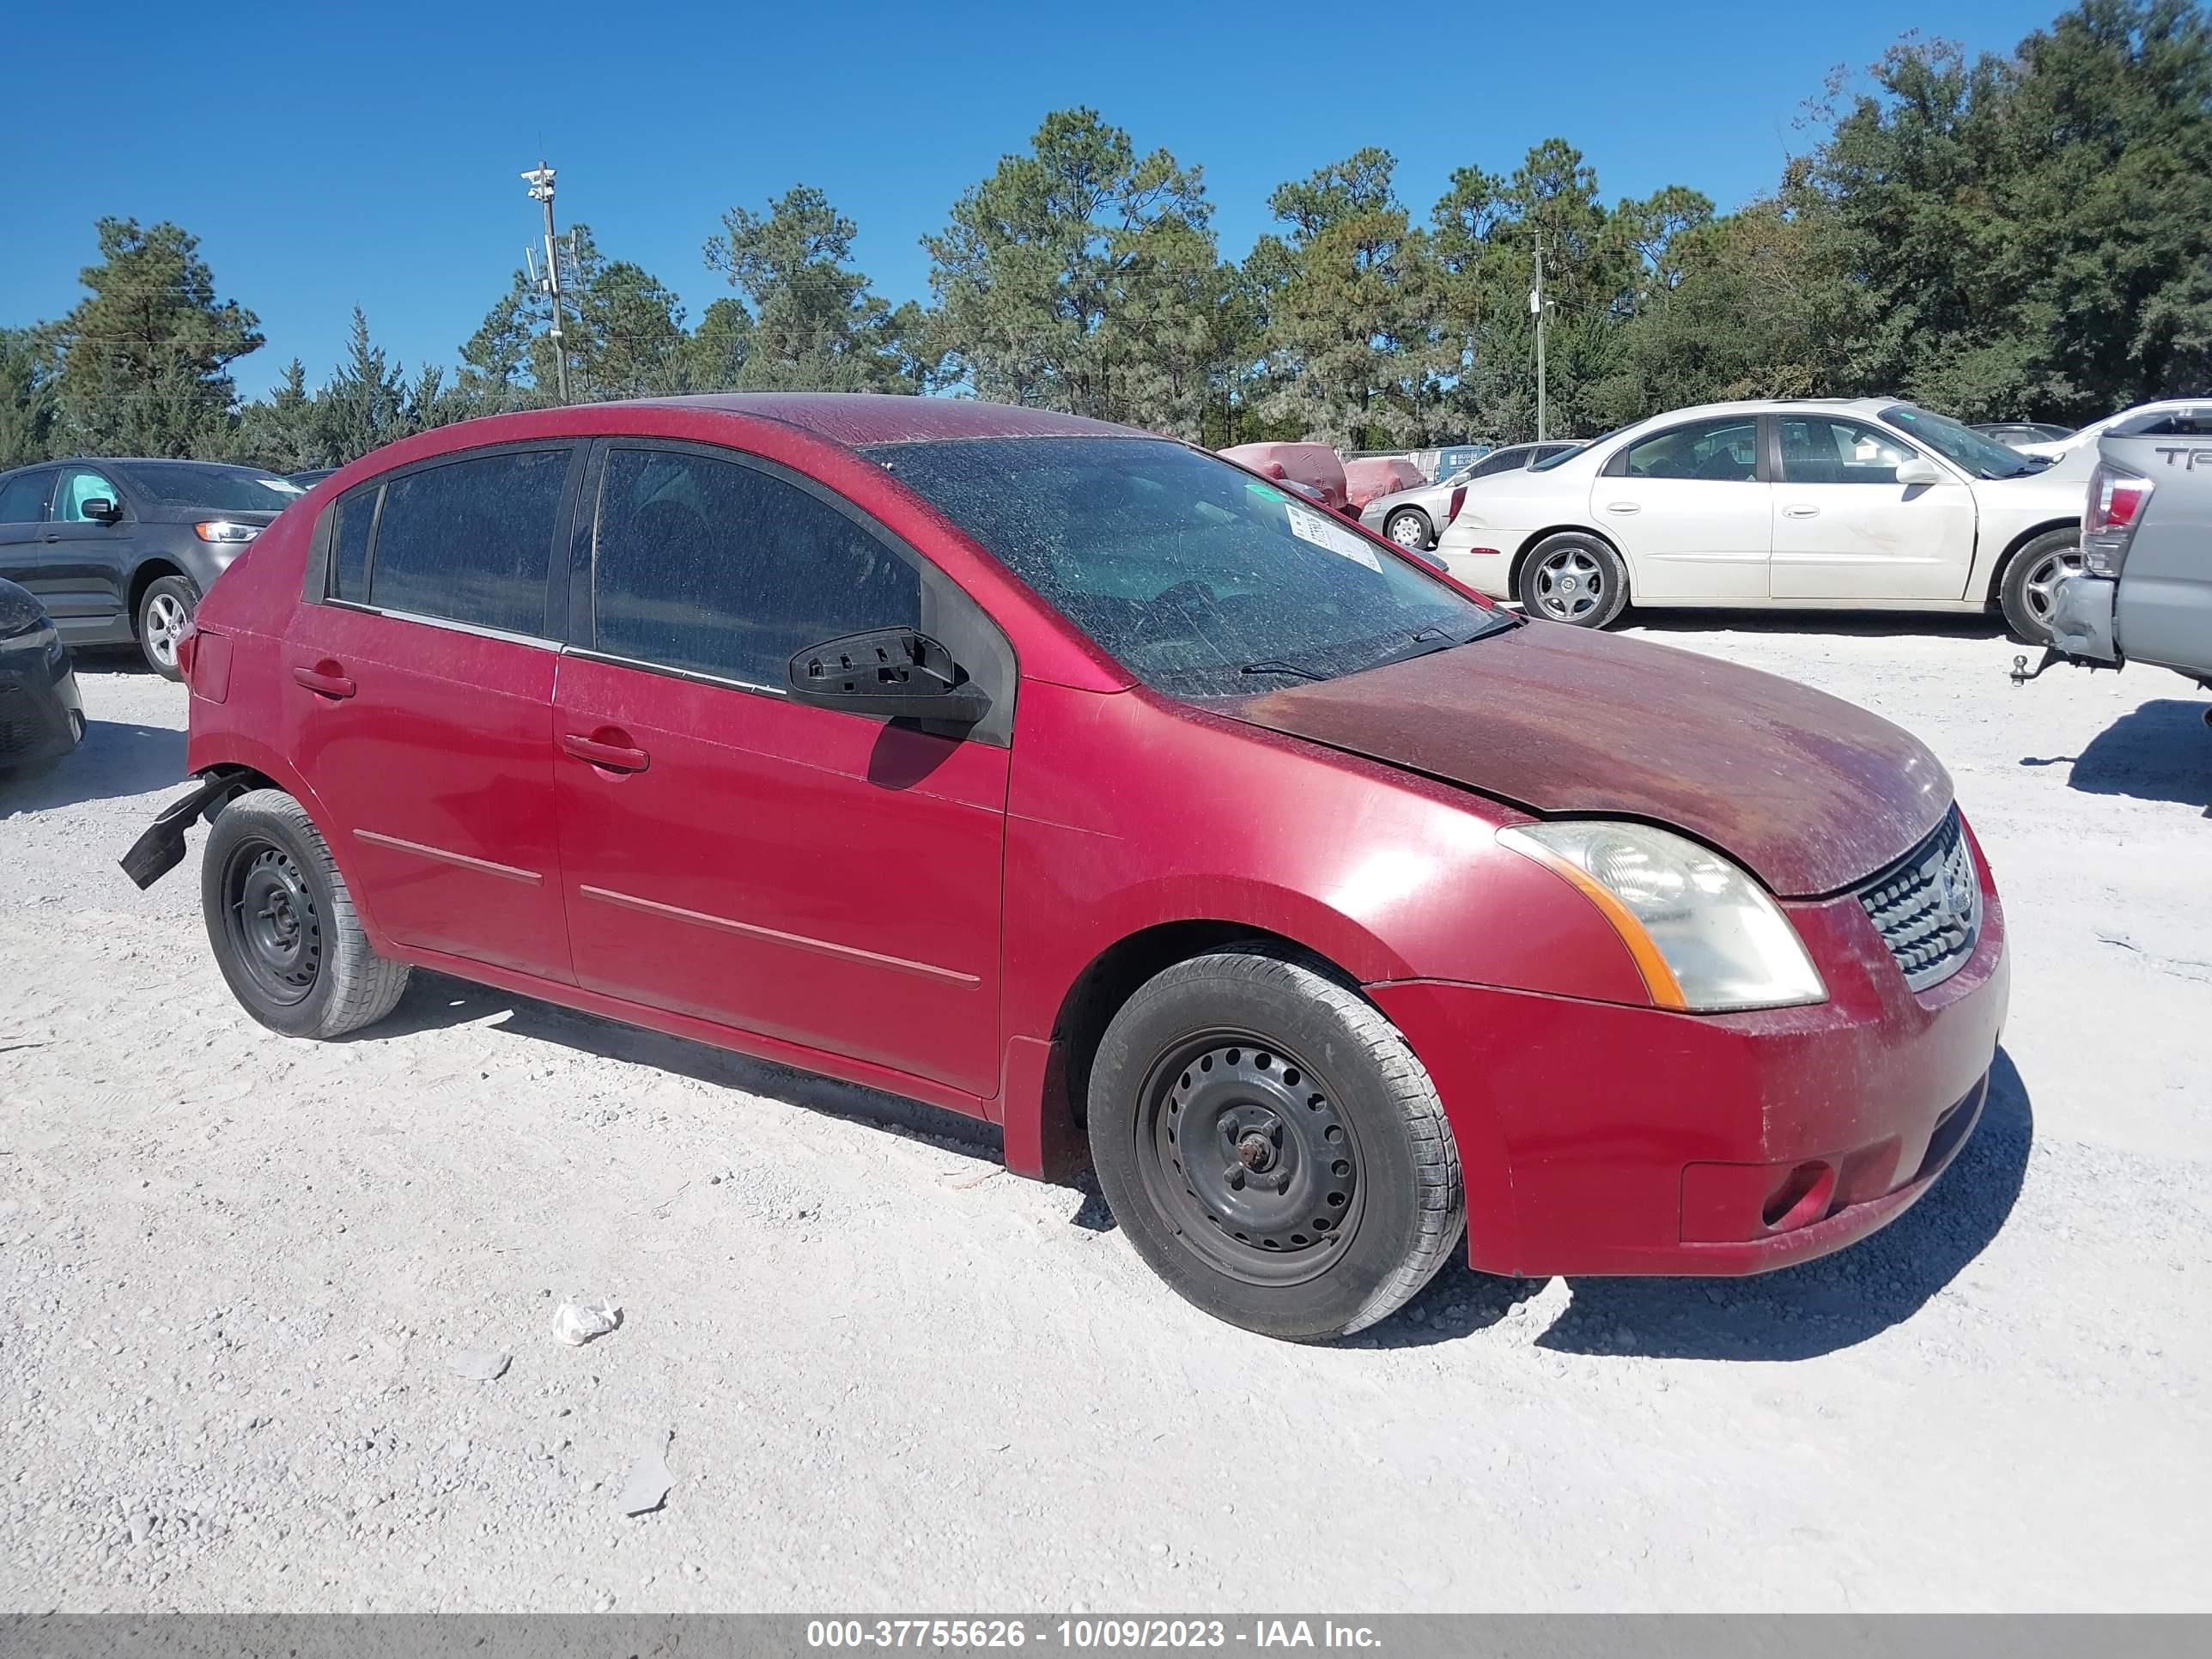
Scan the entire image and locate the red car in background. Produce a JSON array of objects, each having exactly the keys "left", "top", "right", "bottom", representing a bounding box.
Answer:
[
  {"left": 1342, "top": 455, "right": 1427, "bottom": 513},
  {"left": 1217, "top": 441, "right": 1352, "bottom": 514},
  {"left": 125, "top": 395, "right": 2007, "bottom": 1341}
]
